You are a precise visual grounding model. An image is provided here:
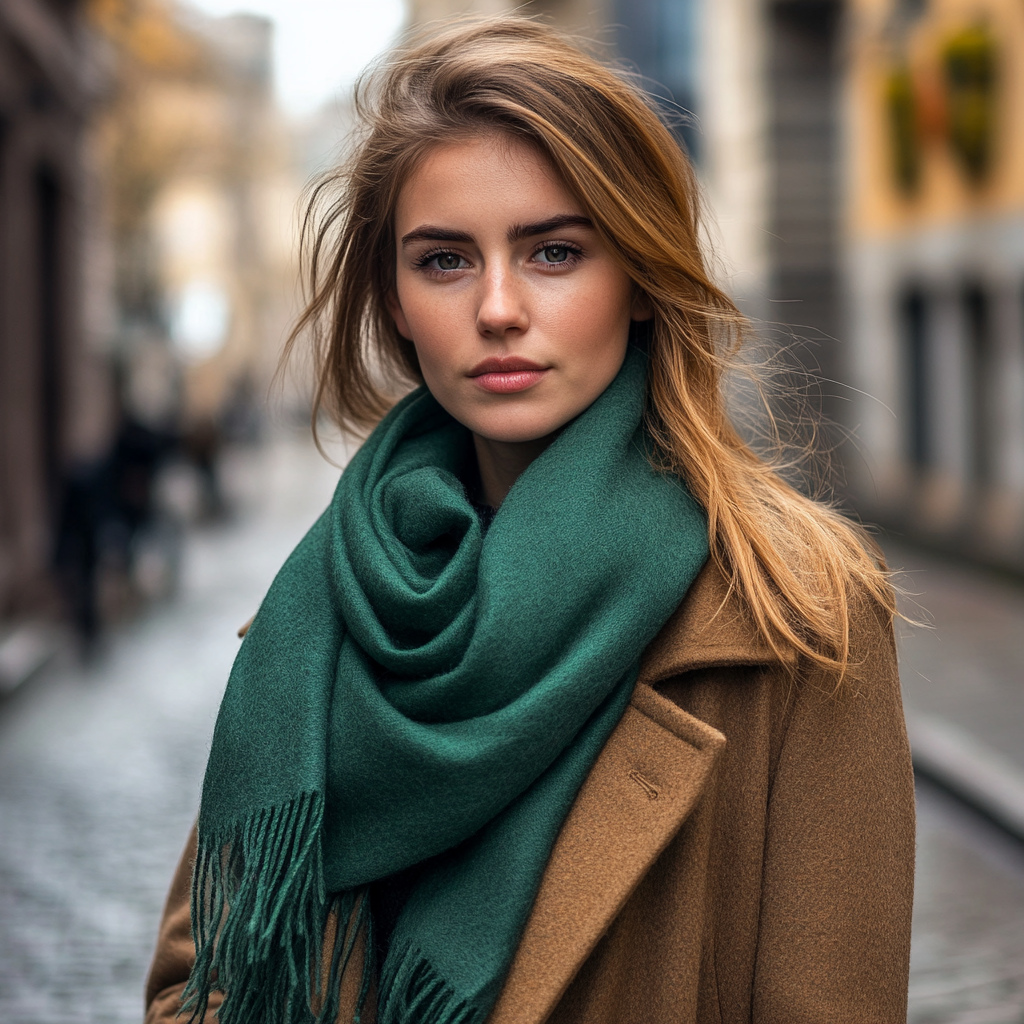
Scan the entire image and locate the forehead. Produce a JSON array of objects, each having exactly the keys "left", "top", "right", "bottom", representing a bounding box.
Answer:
[{"left": 394, "top": 135, "right": 583, "bottom": 231}]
